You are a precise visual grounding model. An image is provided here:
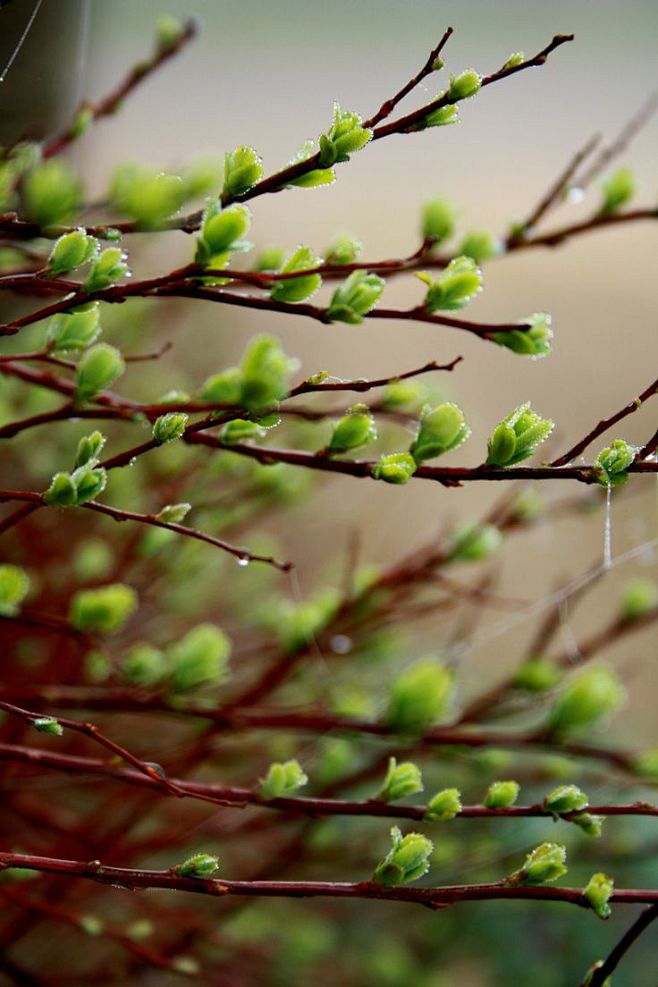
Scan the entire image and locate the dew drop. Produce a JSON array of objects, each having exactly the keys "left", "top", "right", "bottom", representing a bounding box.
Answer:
[
  {"left": 330, "top": 634, "right": 352, "bottom": 654},
  {"left": 235, "top": 555, "right": 250, "bottom": 567},
  {"left": 566, "top": 186, "right": 584, "bottom": 204}
]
